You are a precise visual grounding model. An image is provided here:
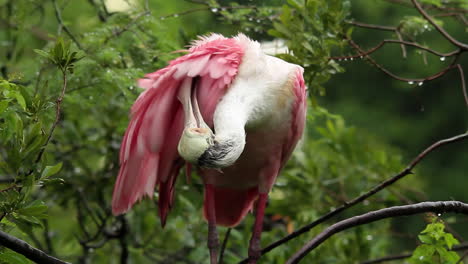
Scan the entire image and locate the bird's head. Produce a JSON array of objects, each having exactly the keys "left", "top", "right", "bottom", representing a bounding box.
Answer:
[{"left": 177, "top": 127, "right": 214, "bottom": 164}]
